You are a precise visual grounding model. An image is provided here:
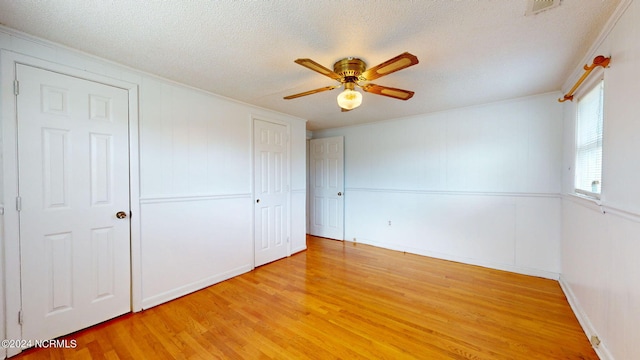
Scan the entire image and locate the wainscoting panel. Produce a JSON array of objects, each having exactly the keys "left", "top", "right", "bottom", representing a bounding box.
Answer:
[
  {"left": 140, "top": 195, "right": 253, "bottom": 308},
  {"left": 345, "top": 189, "right": 561, "bottom": 278}
]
